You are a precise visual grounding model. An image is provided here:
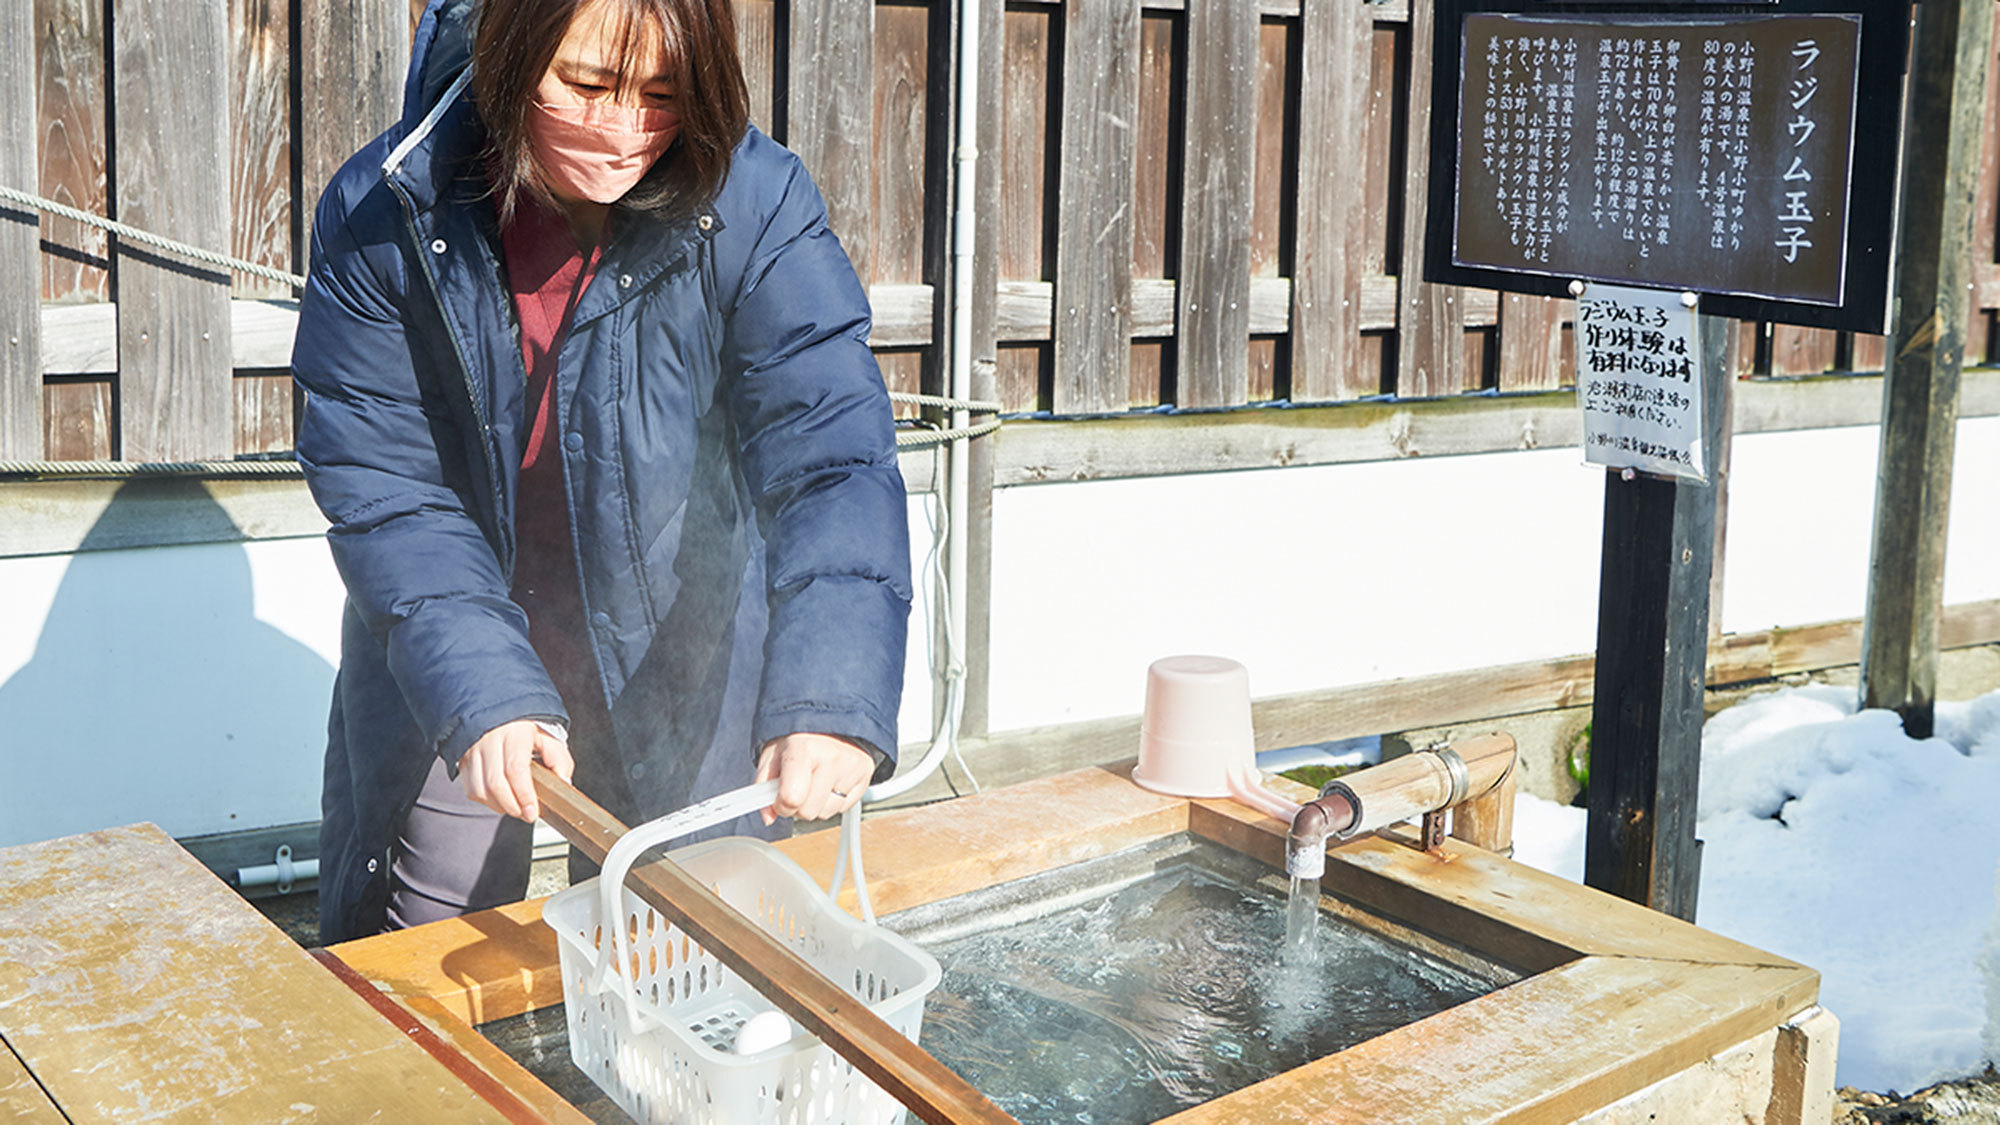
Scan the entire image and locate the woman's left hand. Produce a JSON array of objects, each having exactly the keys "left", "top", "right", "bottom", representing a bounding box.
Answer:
[{"left": 754, "top": 733, "right": 875, "bottom": 824}]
